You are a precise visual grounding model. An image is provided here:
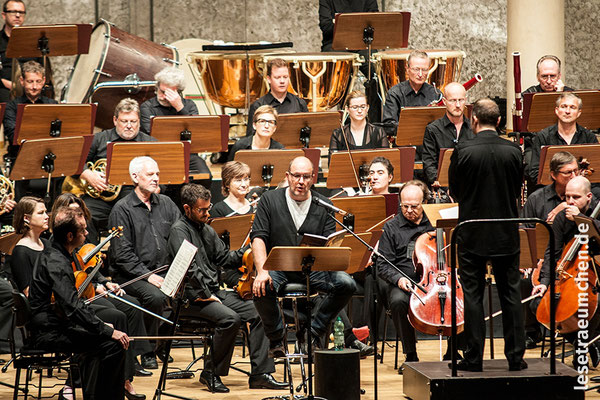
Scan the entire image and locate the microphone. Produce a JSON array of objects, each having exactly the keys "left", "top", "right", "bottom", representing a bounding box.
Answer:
[{"left": 312, "top": 196, "right": 347, "bottom": 216}]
